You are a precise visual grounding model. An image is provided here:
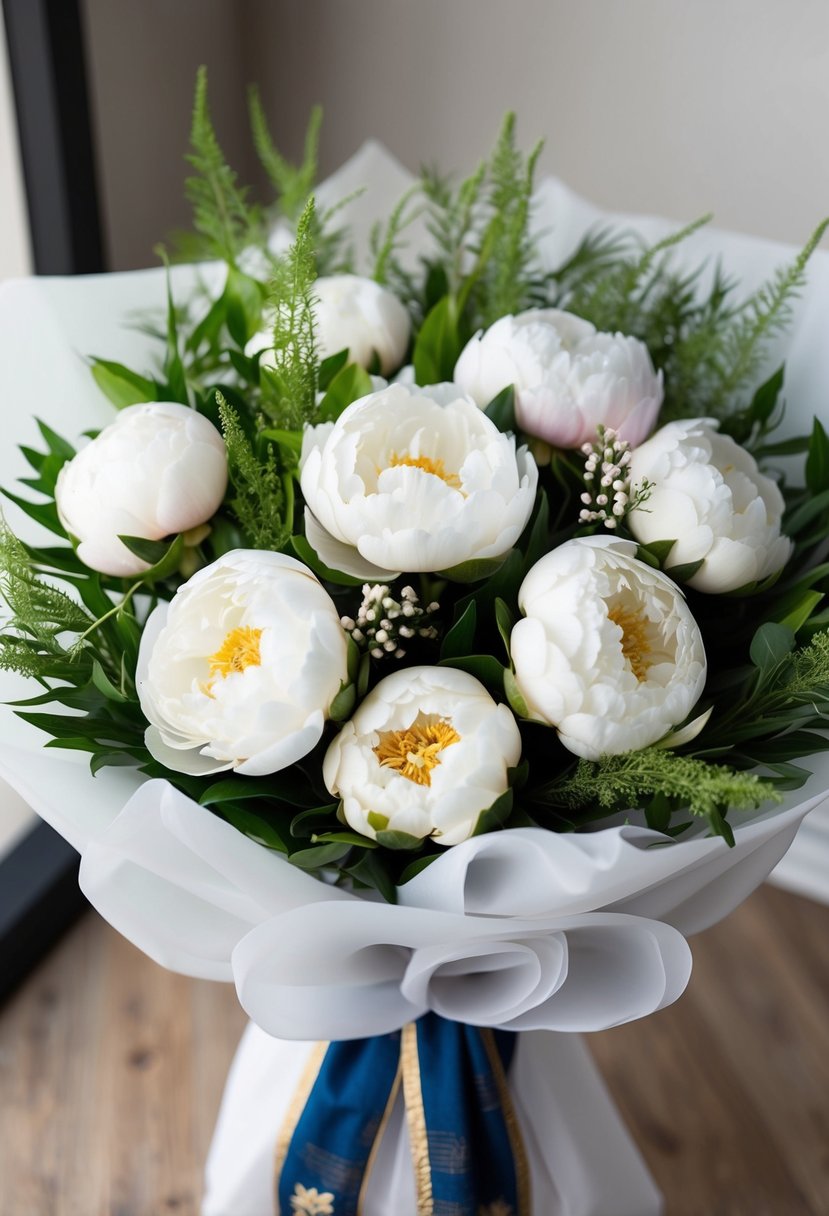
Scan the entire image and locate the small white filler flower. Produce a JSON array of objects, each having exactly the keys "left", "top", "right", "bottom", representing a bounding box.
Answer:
[
  {"left": 55, "top": 401, "right": 227, "bottom": 577},
  {"left": 136, "top": 550, "right": 349, "bottom": 776},
  {"left": 511, "top": 537, "right": 707, "bottom": 759},
  {"left": 324, "top": 666, "right": 522, "bottom": 846},
  {"left": 300, "top": 383, "right": 538, "bottom": 579},
  {"left": 247, "top": 273, "right": 411, "bottom": 376},
  {"left": 627, "top": 417, "right": 793, "bottom": 593},
  {"left": 453, "top": 308, "right": 663, "bottom": 450}
]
